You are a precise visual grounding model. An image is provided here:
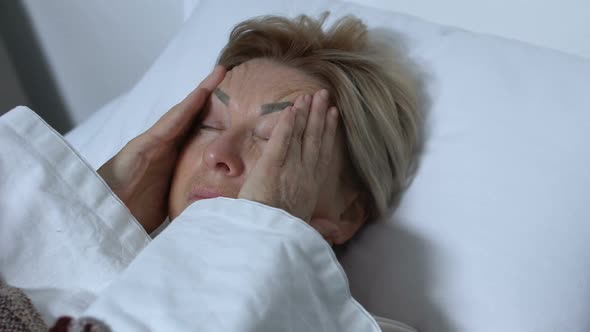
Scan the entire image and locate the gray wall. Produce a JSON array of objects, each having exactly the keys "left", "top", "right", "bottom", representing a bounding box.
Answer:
[
  {"left": 0, "top": 1, "right": 185, "bottom": 133},
  {"left": 0, "top": 36, "right": 29, "bottom": 116},
  {"left": 20, "top": 0, "right": 185, "bottom": 128},
  {"left": 0, "top": 1, "right": 71, "bottom": 133}
]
